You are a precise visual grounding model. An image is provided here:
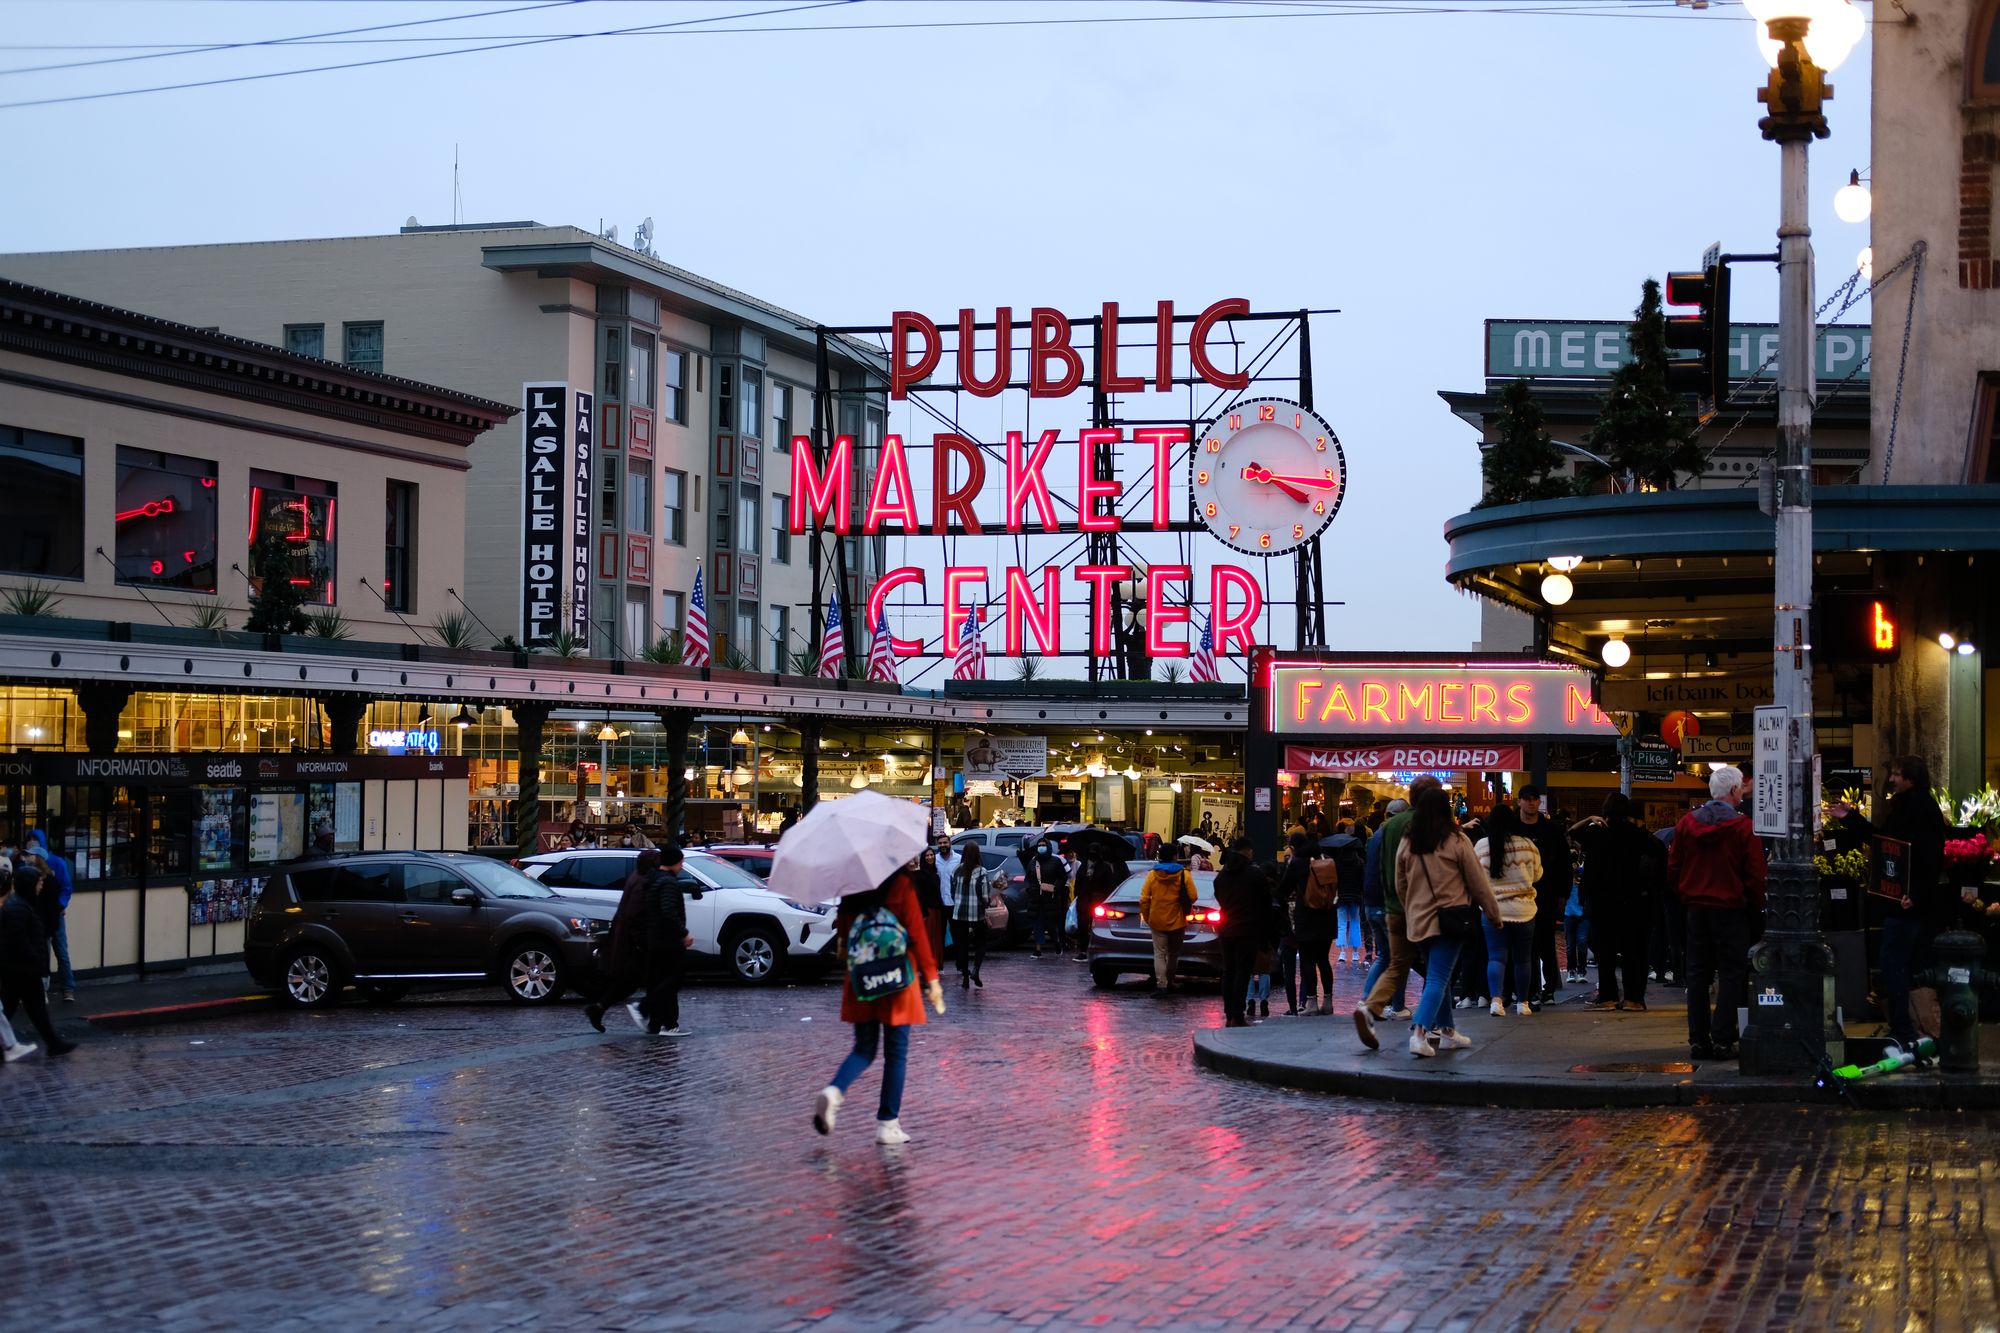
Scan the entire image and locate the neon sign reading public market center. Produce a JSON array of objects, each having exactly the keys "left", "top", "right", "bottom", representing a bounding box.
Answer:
[{"left": 786, "top": 298, "right": 1321, "bottom": 661}]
